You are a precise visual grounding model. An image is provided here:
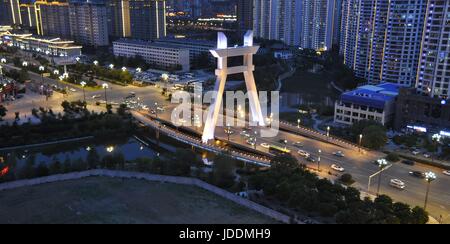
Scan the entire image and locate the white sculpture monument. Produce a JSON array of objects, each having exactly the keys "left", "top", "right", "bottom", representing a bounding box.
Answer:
[{"left": 202, "top": 31, "right": 265, "bottom": 143}]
